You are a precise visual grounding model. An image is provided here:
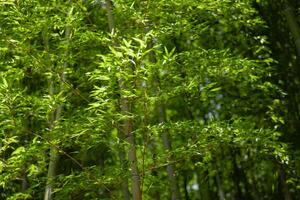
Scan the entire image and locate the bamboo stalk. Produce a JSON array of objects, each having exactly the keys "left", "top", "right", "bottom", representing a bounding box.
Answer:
[
  {"left": 117, "top": 130, "right": 131, "bottom": 200},
  {"left": 105, "top": 2, "right": 130, "bottom": 200},
  {"left": 121, "top": 98, "right": 142, "bottom": 200},
  {"left": 44, "top": 147, "right": 59, "bottom": 200},
  {"left": 283, "top": 5, "right": 300, "bottom": 130},
  {"left": 43, "top": 5, "right": 72, "bottom": 200},
  {"left": 283, "top": 6, "right": 300, "bottom": 58},
  {"left": 105, "top": 1, "right": 142, "bottom": 199},
  {"left": 147, "top": 29, "right": 181, "bottom": 199},
  {"left": 43, "top": 22, "right": 56, "bottom": 200},
  {"left": 158, "top": 104, "right": 181, "bottom": 200}
]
